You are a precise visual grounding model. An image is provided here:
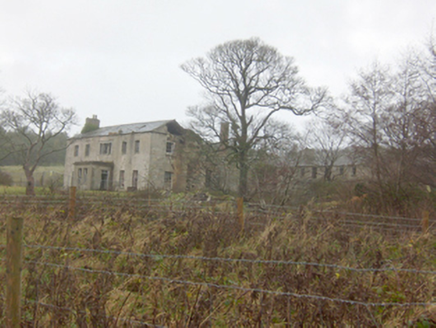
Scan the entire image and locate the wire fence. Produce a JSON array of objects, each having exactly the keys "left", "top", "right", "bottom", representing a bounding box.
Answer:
[
  {"left": 2, "top": 248, "right": 435, "bottom": 309},
  {"left": 22, "top": 244, "right": 436, "bottom": 275},
  {"left": 0, "top": 193, "right": 433, "bottom": 233},
  {"left": 1, "top": 199, "right": 436, "bottom": 326},
  {"left": 21, "top": 260, "right": 436, "bottom": 308}
]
